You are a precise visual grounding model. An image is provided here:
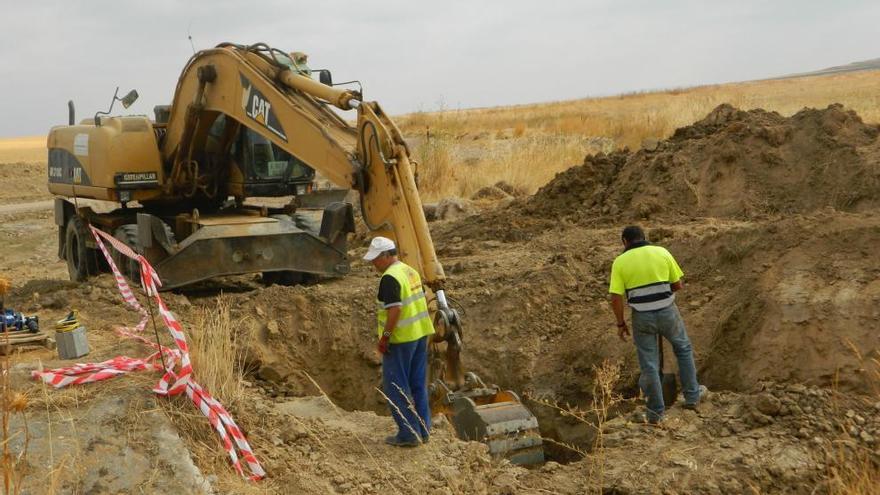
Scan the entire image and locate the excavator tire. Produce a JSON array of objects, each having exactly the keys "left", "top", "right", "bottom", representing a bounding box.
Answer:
[
  {"left": 261, "top": 271, "right": 318, "bottom": 286},
  {"left": 113, "top": 225, "right": 143, "bottom": 283},
  {"left": 65, "top": 216, "right": 96, "bottom": 282},
  {"left": 112, "top": 222, "right": 176, "bottom": 285}
]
